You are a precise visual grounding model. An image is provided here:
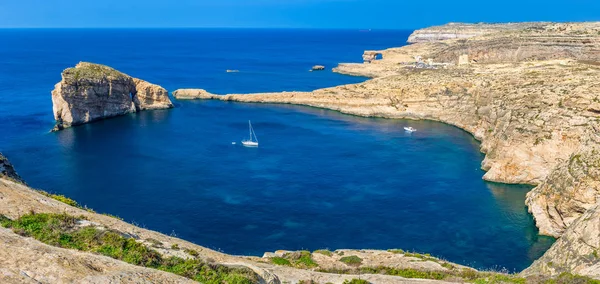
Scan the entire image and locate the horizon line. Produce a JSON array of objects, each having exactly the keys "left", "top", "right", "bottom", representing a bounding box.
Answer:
[{"left": 0, "top": 26, "right": 419, "bottom": 30}]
